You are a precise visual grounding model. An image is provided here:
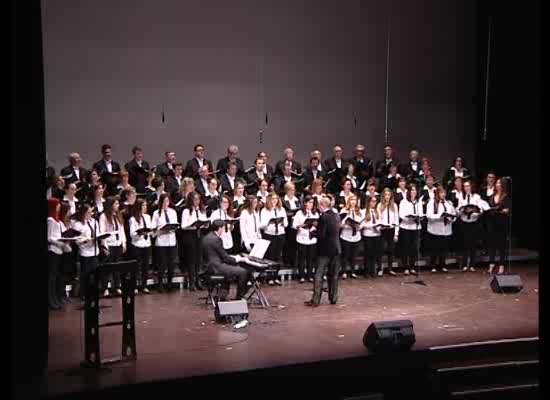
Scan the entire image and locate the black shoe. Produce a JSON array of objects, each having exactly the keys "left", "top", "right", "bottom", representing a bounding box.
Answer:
[
  {"left": 158, "top": 285, "right": 165, "bottom": 293},
  {"left": 330, "top": 300, "right": 338, "bottom": 305},
  {"left": 196, "top": 282, "right": 205, "bottom": 291},
  {"left": 188, "top": 285, "right": 196, "bottom": 292},
  {"left": 304, "top": 301, "right": 320, "bottom": 307}
]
